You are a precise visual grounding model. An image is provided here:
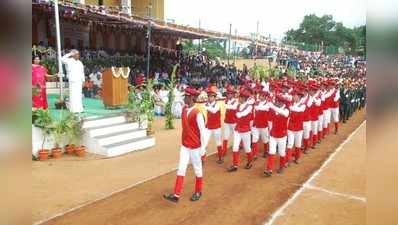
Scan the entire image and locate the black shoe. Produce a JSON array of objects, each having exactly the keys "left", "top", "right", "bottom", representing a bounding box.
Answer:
[
  {"left": 244, "top": 162, "right": 253, "bottom": 169},
  {"left": 190, "top": 192, "right": 202, "bottom": 201},
  {"left": 264, "top": 170, "right": 272, "bottom": 177},
  {"left": 227, "top": 165, "right": 238, "bottom": 172},
  {"left": 216, "top": 158, "right": 224, "bottom": 164},
  {"left": 163, "top": 193, "right": 179, "bottom": 203},
  {"left": 277, "top": 167, "right": 284, "bottom": 174}
]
